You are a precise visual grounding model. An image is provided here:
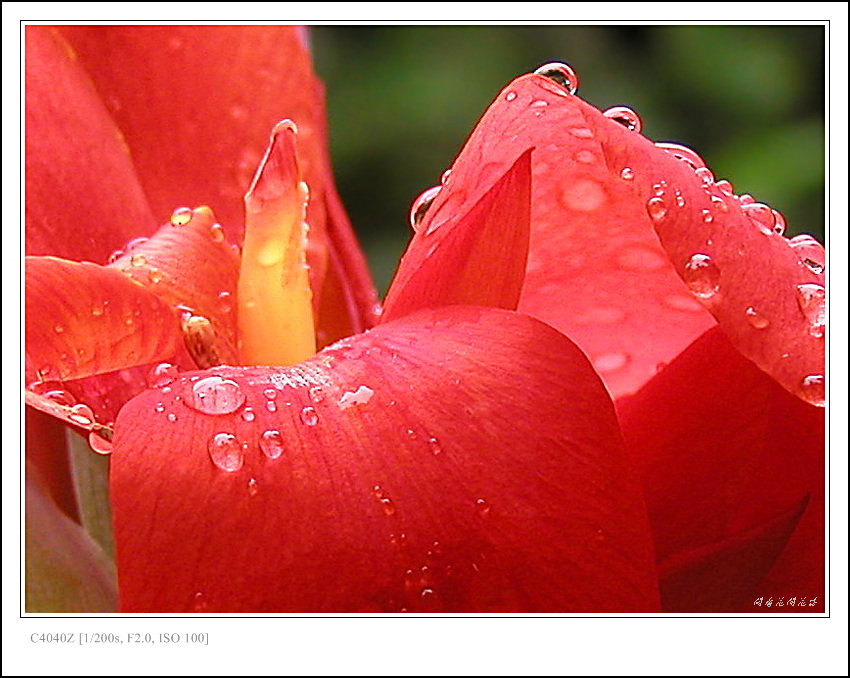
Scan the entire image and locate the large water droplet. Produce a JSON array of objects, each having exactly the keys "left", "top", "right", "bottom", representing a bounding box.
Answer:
[
  {"left": 800, "top": 374, "right": 825, "bottom": 406},
  {"left": 207, "top": 432, "right": 244, "bottom": 472},
  {"left": 715, "top": 179, "right": 734, "bottom": 195},
  {"left": 409, "top": 185, "right": 441, "bottom": 232},
  {"left": 742, "top": 202, "right": 776, "bottom": 235},
  {"left": 695, "top": 167, "right": 715, "bottom": 185},
  {"left": 683, "top": 254, "right": 721, "bottom": 300},
  {"left": 263, "top": 388, "right": 278, "bottom": 400},
  {"left": 655, "top": 142, "right": 705, "bottom": 169},
  {"left": 796, "top": 283, "right": 825, "bottom": 338},
  {"left": 88, "top": 429, "right": 113, "bottom": 455},
  {"left": 533, "top": 62, "right": 579, "bottom": 94},
  {"left": 338, "top": 385, "right": 374, "bottom": 409},
  {"left": 646, "top": 197, "right": 668, "bottom": 222},
  {"left": 603, "top": 105, "right": 642, "bottom": 132},
  {"left": 148, "top": 362, "right": 178, "bottom": 388},
  {"left": 505, "top": 90, "right": 517, "bottom": 101},
  {"left": 788, "top": 234, "right": 825, "bottom": 275},
  {"left": 259, "top": 429, "right": 284, "bottom": 459},
  {"left": 300, "top": 406, "right": 318, "bottom": 426},
  {"left": 189, "top": 376, "right": 246, "bottom": 415},
  {"left": 745, "top": 306, "right": 770, "bottom": 329},
  {"left": 170, "top": 207, "right": 193, "bottom": 226},
  {"left": 69, "top": 403, "right": 95, "bottom": 427}
]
